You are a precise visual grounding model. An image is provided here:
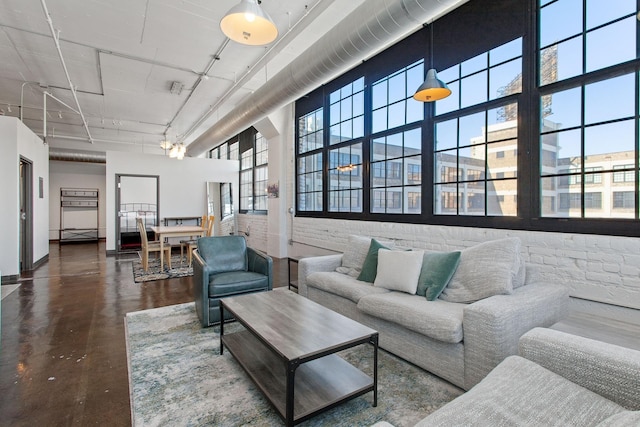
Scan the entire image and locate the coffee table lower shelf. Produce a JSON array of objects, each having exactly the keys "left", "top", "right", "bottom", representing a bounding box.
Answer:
[{"left": 222, "top": 329, "right": 375, "bottom": 425}]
